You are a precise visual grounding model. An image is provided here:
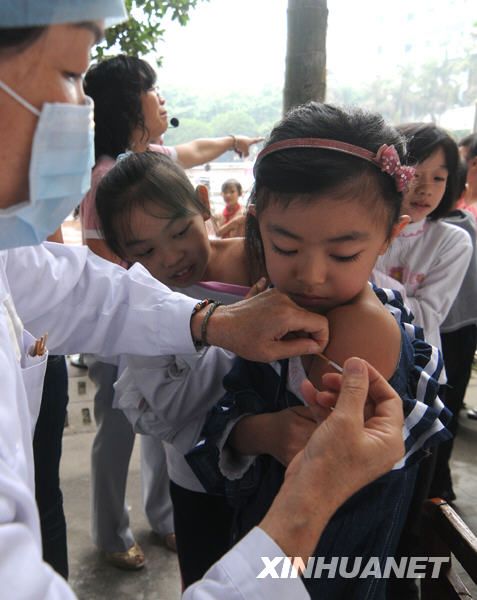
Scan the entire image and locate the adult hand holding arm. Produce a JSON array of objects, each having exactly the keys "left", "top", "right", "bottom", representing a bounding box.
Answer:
[
  {"left": 184, "top": 357, "right": 404, "bottom": 599},
  {"left": 260, "top": 357, "right": 404, "bottom": 561},
  {"left": 190, "top": 288, "right": 329, "bottom": 362}
]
